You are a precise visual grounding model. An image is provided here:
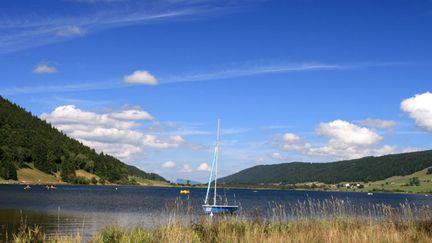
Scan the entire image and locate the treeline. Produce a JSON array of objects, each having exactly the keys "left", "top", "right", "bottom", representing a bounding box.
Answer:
[
  {"left": 0, "top": 96, "right": 166, "bottom": 183},
  {"left": 222, "top": 150, "right": 432, "bottom": 184}
]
